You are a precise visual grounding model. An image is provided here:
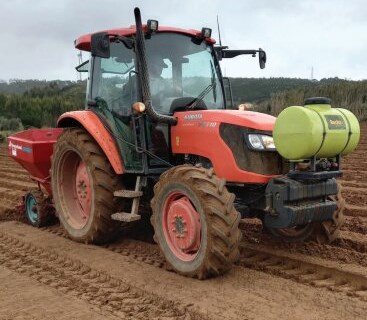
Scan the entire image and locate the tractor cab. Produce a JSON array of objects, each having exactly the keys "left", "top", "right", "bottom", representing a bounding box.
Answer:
[{"left": 75, "top": 22, "right": 266, "bottom": 174}]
